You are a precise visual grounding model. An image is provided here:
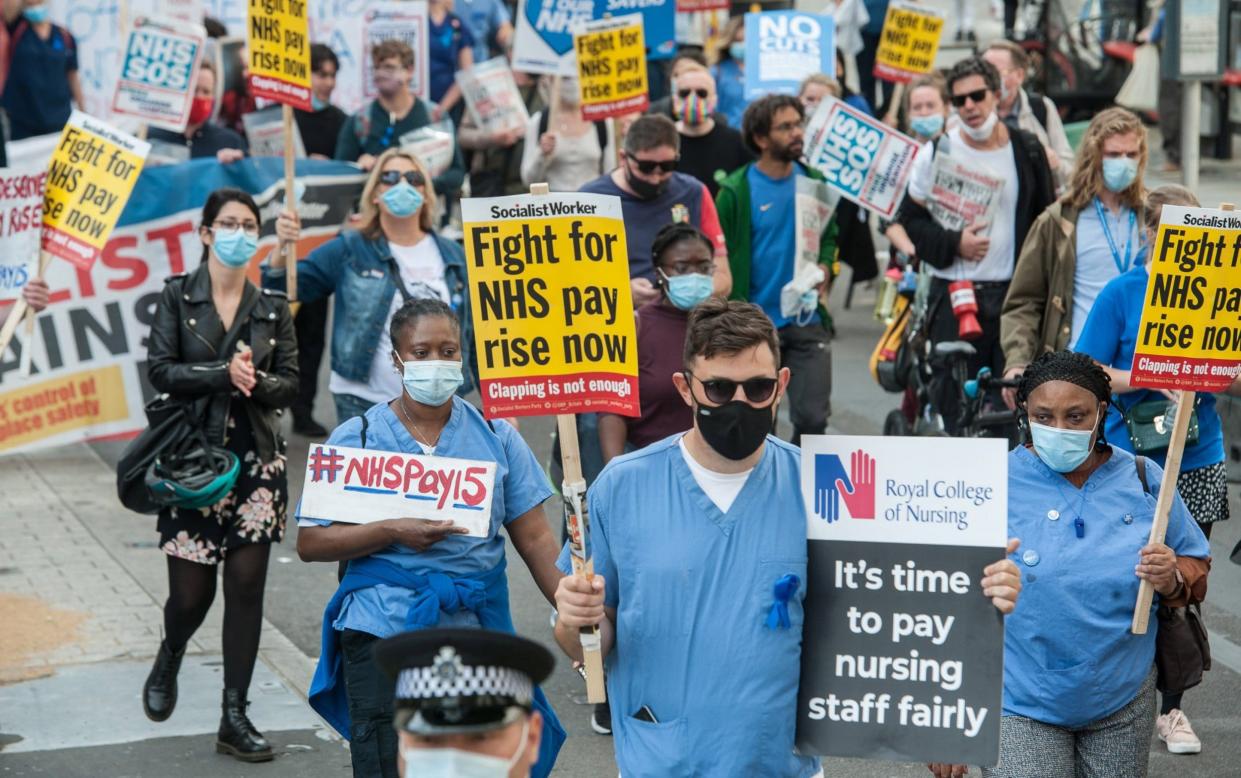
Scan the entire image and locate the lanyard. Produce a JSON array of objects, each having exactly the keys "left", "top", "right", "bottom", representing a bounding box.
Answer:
[{"left": 1093, "top": 197, "right": 1136, "bottom": 275}]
